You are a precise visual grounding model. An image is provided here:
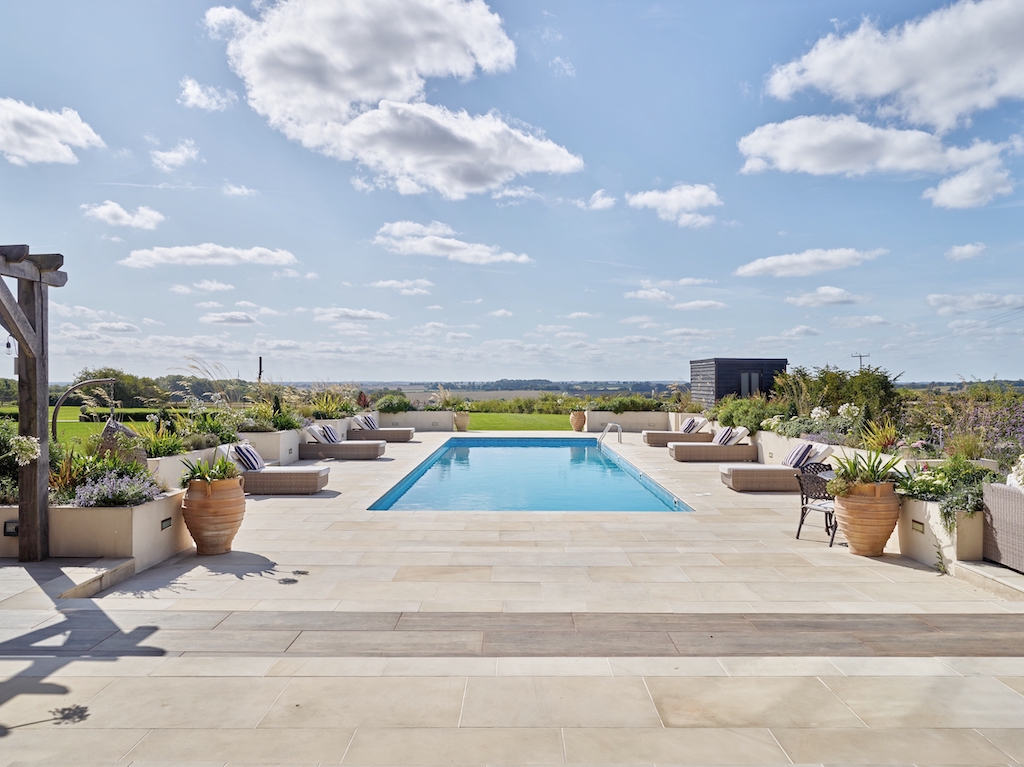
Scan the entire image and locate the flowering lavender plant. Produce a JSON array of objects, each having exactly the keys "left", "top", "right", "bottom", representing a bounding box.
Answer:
[{"left": 74, "top": 471, "right": 161, "bottom": 507}]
